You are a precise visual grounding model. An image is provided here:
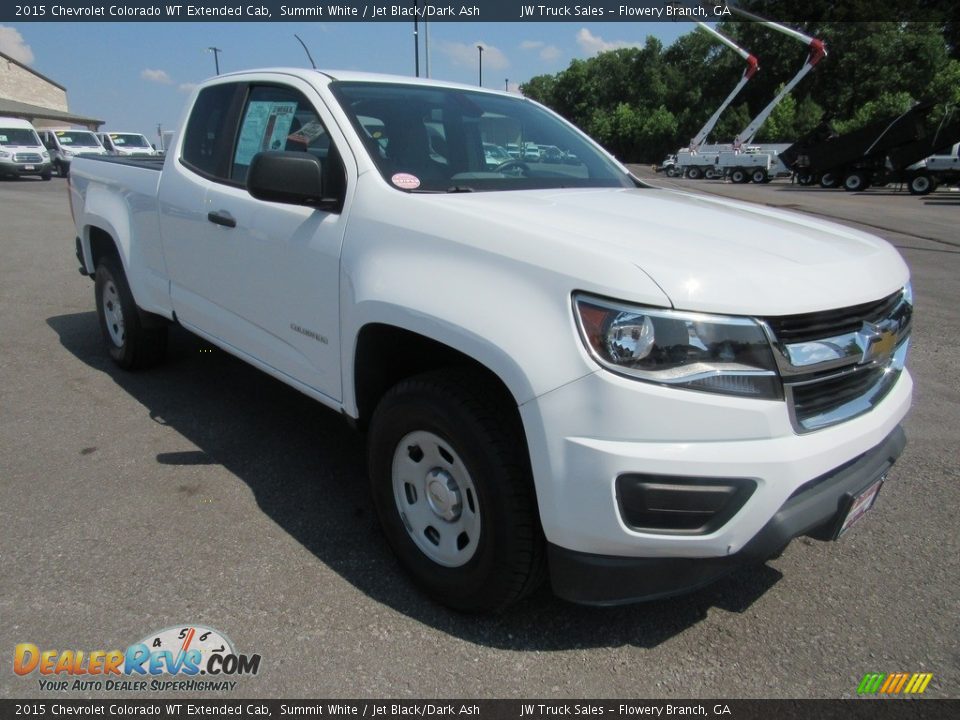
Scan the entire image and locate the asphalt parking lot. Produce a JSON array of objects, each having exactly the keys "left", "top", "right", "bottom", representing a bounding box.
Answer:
[{"left": 1, "top": 173, "right": 957, "bottom": 700}]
